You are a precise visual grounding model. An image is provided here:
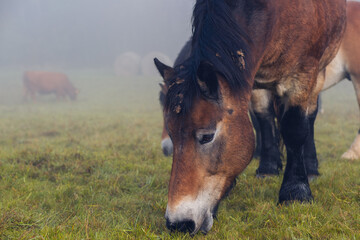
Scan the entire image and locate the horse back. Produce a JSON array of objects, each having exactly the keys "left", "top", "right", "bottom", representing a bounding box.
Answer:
[
  {"left": 252, "top": 0, "right": 346, "bottom": 84},
  {"left": 23, "top": 71, "right": 73, "bottom": 94}
]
